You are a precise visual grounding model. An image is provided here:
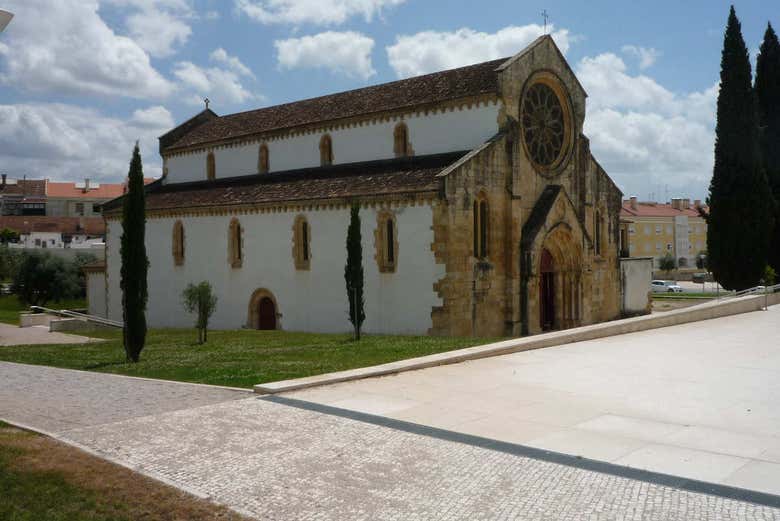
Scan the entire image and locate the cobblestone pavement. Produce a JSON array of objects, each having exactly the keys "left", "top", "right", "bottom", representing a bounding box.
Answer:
[
  {"left": 0, "top": 362, "right": 247, "bottom": 432},
  {"left": 59, "top": 395, "right": 780, "bottom": 520}
]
